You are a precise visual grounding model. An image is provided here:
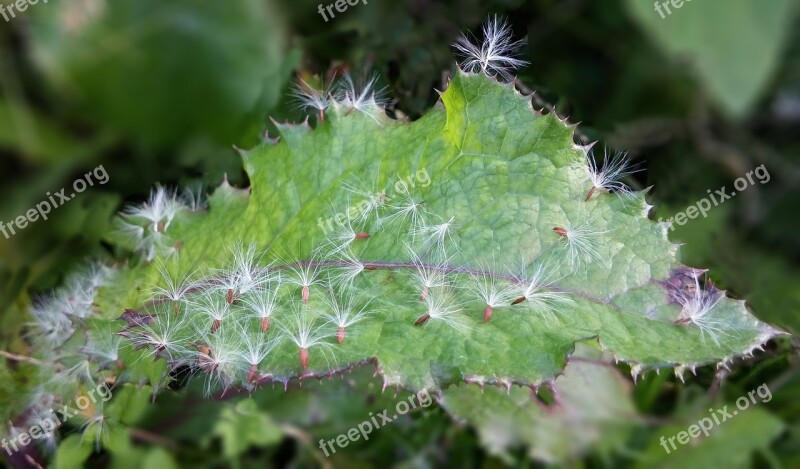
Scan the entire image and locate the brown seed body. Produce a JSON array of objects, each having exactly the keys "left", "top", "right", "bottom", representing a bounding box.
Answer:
[
  {"left": 414, "top": 313, "right": 431, "bottom": 326},
  {"left": 337, "top": 326, "right": 346, "bottom": 344},
  {"left": 302, "top": 285, "right": 310, "bottom": 304},
  {"left": 483, "top": 305, "right": 493, "bottom": 323},
  {"left": 511, "top": 296, "right": 526, "bottom": 305},
  {"left": 355, "top": 232, "right": 370, "bottom": 240},
  {"left": 248, "top": 363, "right": 258, "bottom": 383},
  {"left": 211, "top": 319, "right": 221, "bottom": 333},
  {"left": 226, "top": 288, "right": 234, "bottom": 304},
  {"left": 420, "top": 286, "right": 428, "bottom": 302},
  {"left": 585, "top": 186, "right": 597, "bottom": 201},
  {"left": 299, "top": 347, "right": 309, "bottom": 369},
  {"left": 553, "top": 227, "right": 568, "bottom": 237},
  {"left": 261, "top": 317, "right": 270, "bottom": 332}
]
